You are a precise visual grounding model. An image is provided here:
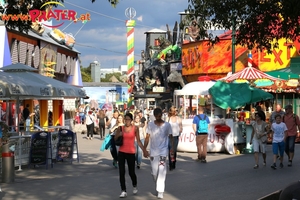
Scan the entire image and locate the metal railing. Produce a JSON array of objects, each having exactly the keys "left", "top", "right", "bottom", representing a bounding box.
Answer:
[{"left": 1, "top": 125, "right": 70, "bottom": 171}]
